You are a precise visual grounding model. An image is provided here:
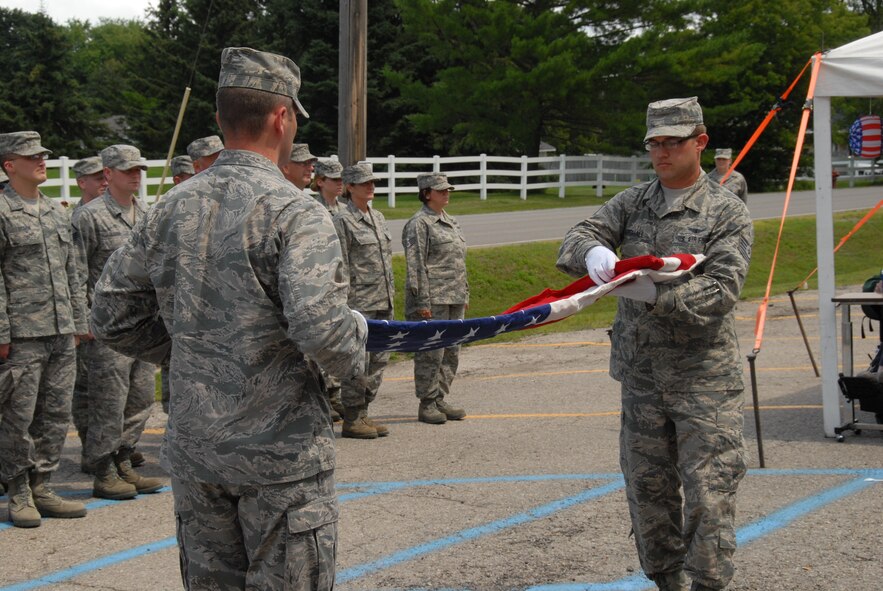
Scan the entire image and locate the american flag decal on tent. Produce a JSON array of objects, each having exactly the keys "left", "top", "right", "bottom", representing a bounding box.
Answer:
[
  {"left": 848, "top": 115, "right": 882, "bottom": 158},
  {"left": 366, "top": 253, "right": 705, "bottom": 352}
]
